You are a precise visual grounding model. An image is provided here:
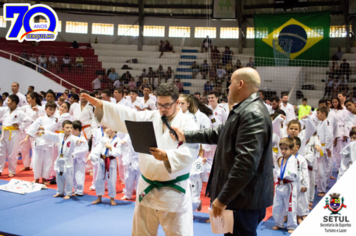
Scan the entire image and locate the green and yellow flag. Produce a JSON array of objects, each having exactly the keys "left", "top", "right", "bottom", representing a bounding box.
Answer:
[{"left": 254, "top": 11, "right": 330, "bottom": 64}]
